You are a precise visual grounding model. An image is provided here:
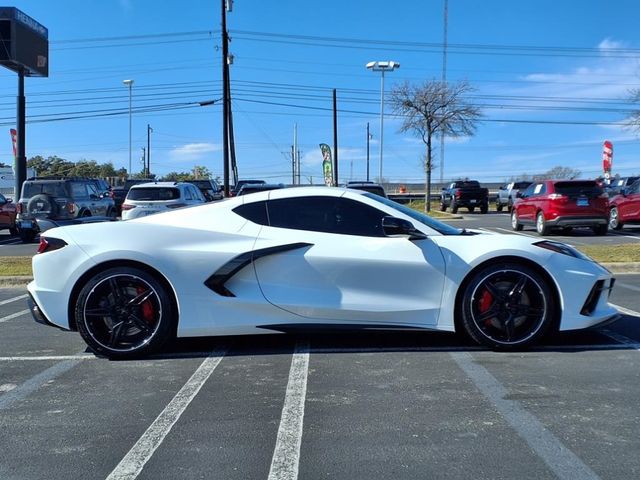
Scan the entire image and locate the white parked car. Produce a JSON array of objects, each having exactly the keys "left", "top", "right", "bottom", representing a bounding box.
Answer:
[
  {"left": 121, "top": 182, "right": 205, "bottom": 220},
  {"left": 27, "top": 186, "right": 618, "bottom": 359}
]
